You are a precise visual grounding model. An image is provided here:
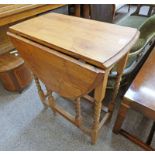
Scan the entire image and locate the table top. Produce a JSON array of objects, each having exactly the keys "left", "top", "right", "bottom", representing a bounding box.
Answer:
[
  {"left": 0, "top": 4, "right": 65, "bottom": 26},
  {"left": 125, "top": 48, "right": 155, "bottom": 111},
  {"left": 9, "top": 13, "right": 139, "bottom": 69},
  {"left": 0, "top": 4, "right": 42, "bottom": 18}
]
